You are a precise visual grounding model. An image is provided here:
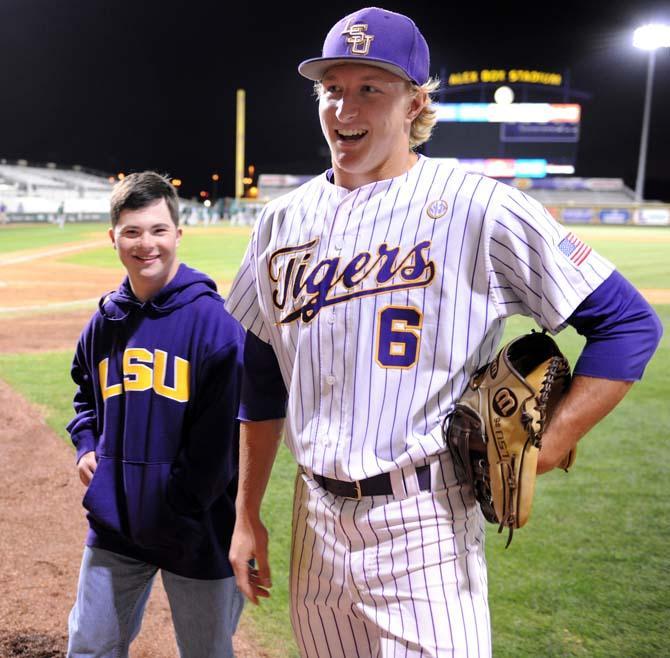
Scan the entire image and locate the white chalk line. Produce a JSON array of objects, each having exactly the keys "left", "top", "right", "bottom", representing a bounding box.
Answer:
[
  {"left": 0, "top": 240, "right": 108, "bottom": 266},
  {"left": 0, "top": 298, "right": 98, "bottom": 314}
]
